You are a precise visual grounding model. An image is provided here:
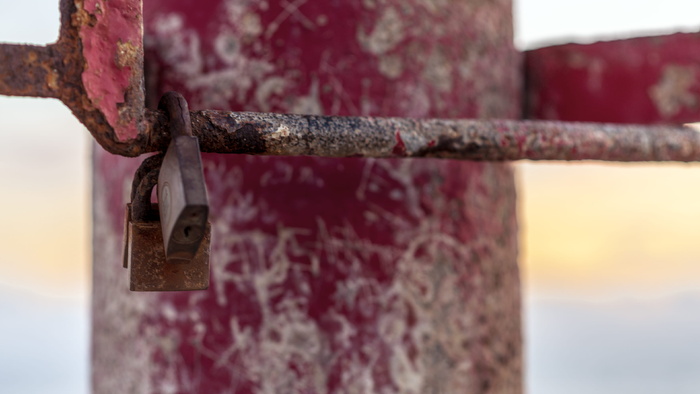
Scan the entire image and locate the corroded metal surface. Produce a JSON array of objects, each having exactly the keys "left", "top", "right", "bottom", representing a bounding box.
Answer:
[
  {"left": 525, "top": 32, "right": 700, "bottom": 124},
  {"left": 140, "top": 111, "right": 700, "bottom": 162},
  {"left": 123, "top": 136, "right": 210, "bottom": 291},
  {"left": 4, "top": 2, "right": 700, "bottom": 164},
  {"left": 0, "top": 0, "right": 146, "bottom": 155},
  {"left": 93, "top": 0, "right": 522, "bottom": 393},
  {"left": 127, "top": 217, "right": 211, "bottom": 292},
  {"left": 0, "top": 44, "right": 59, "bottom": 98},
  {"left": 122, "top": 159, "right": 160, "bottom": 269},
  {"left": 75, "top": 0, "right": 145, "bottom": 141}
]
